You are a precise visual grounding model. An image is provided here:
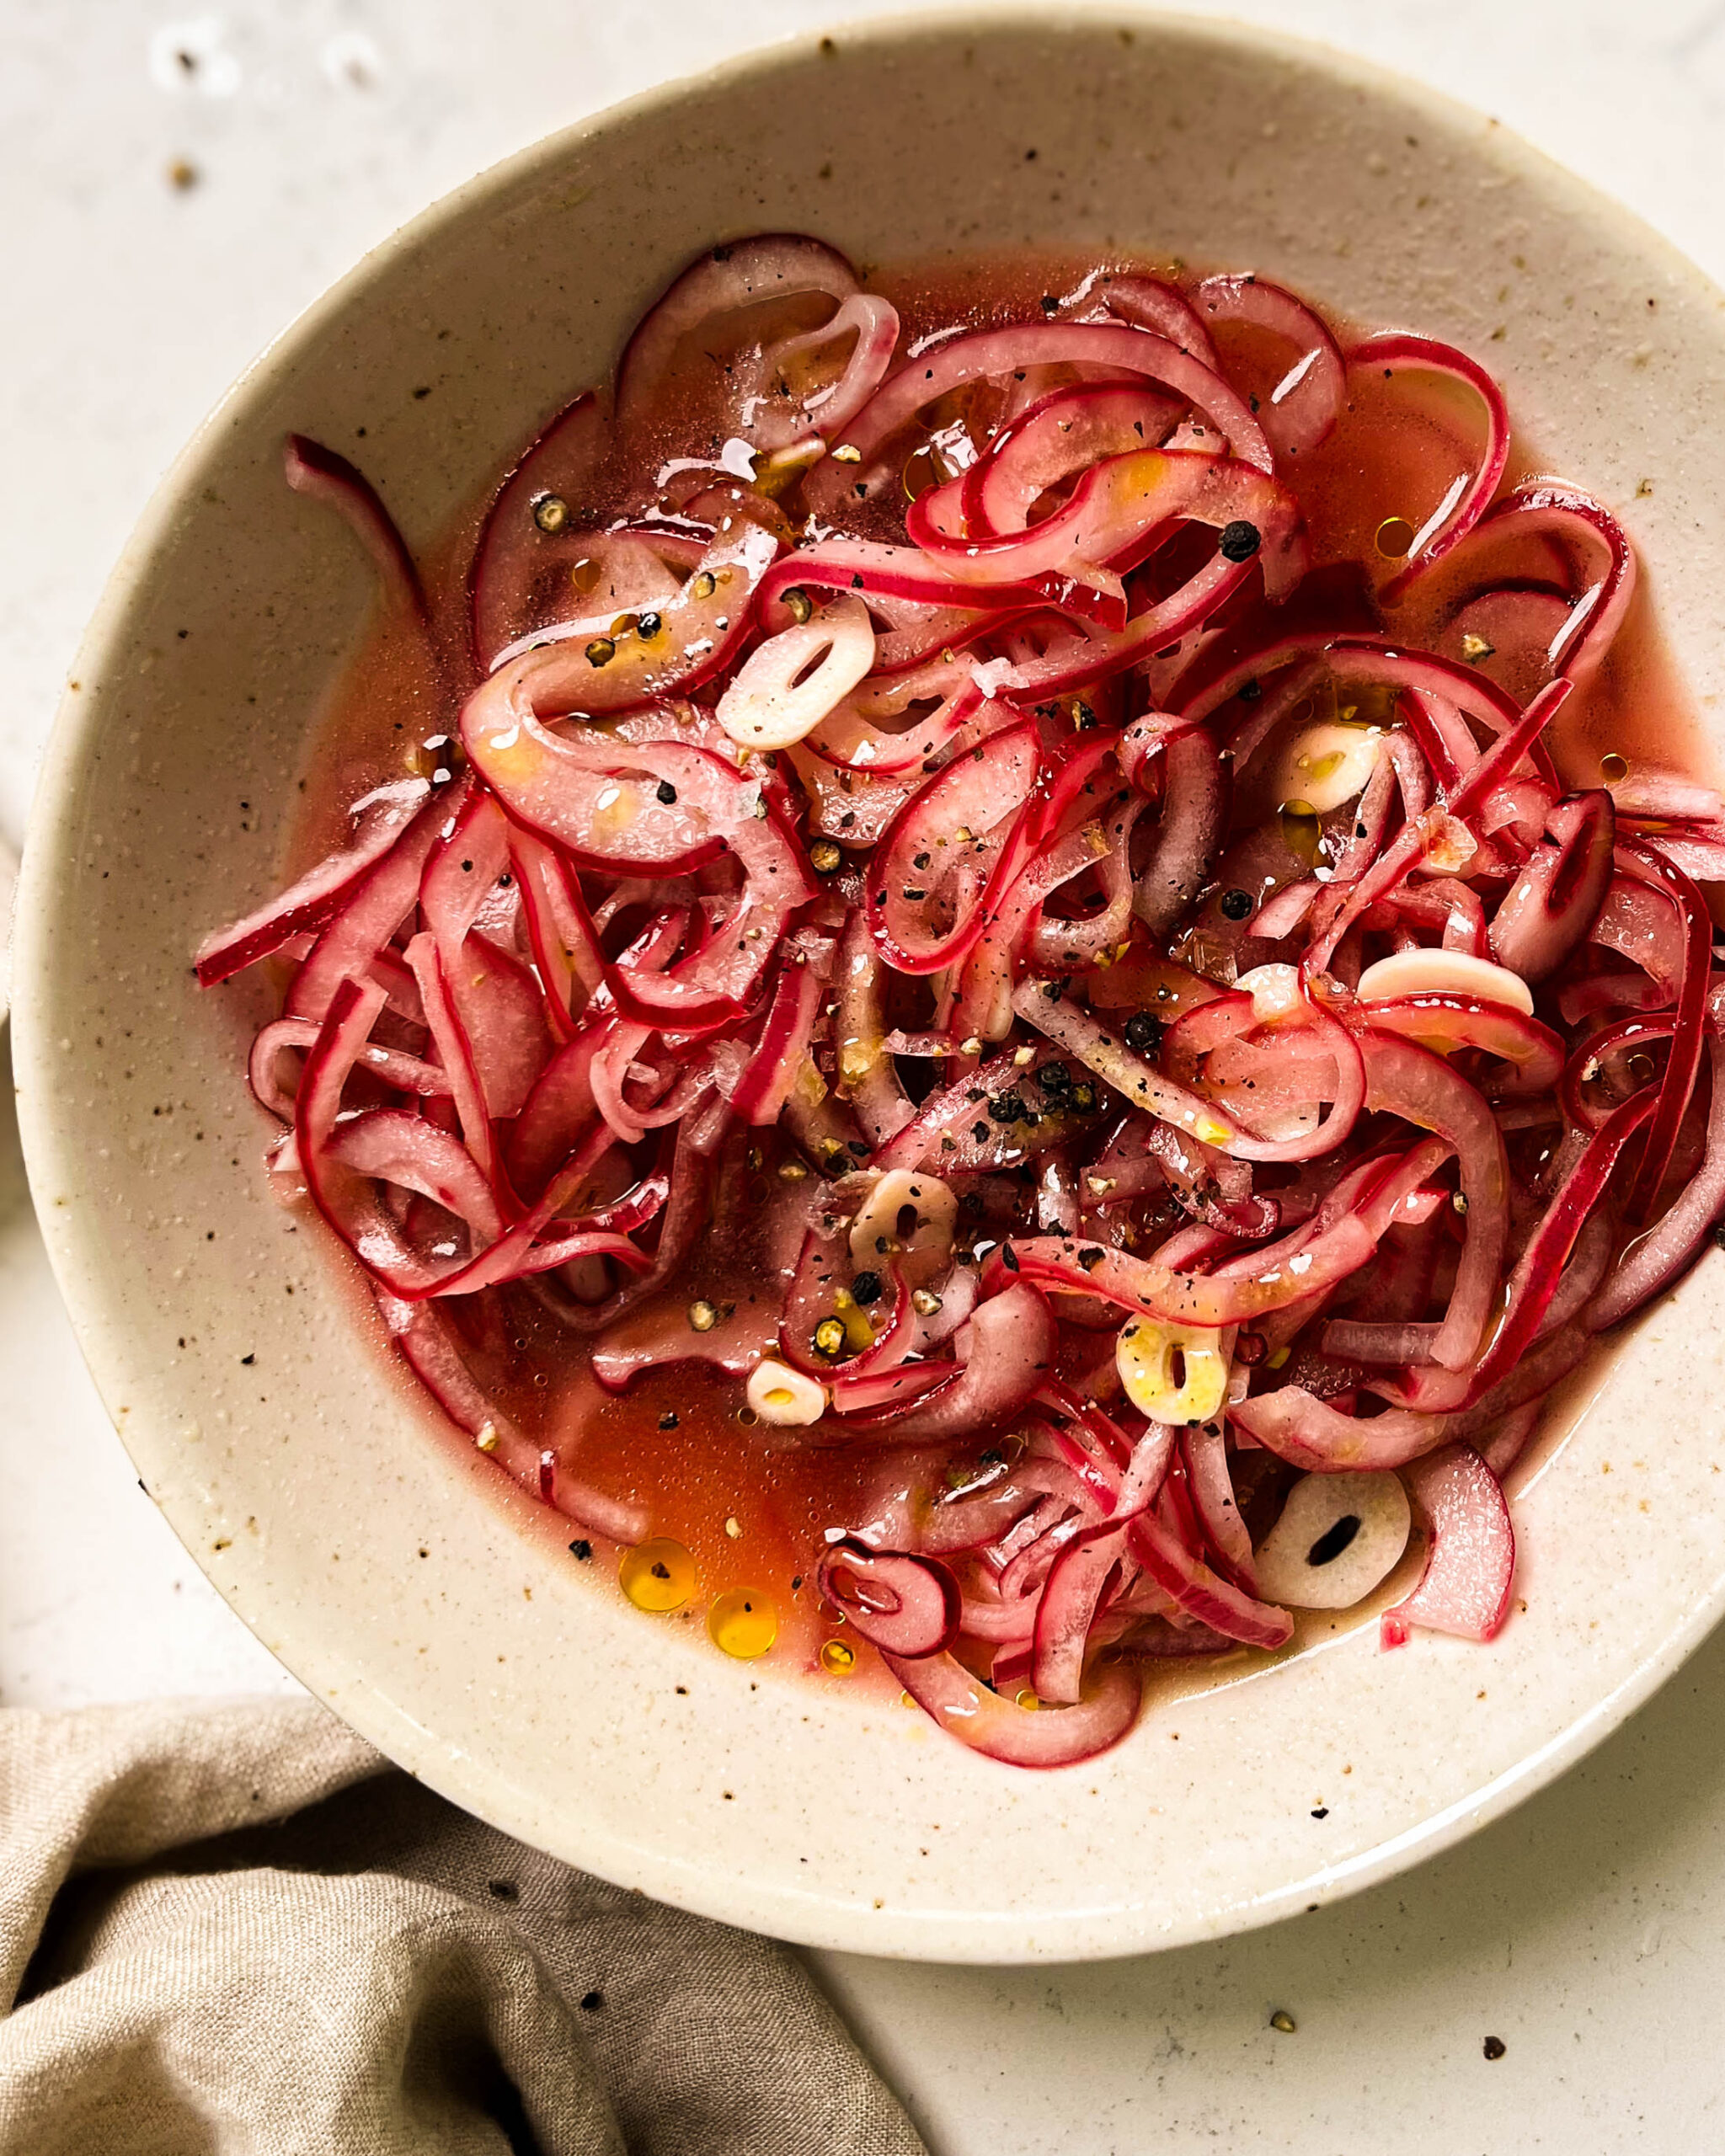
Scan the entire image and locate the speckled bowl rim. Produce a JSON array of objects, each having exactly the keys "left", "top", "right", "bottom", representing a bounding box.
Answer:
[{"left": 18, "top": 5, "right": 1725, "bottom": 1963}]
